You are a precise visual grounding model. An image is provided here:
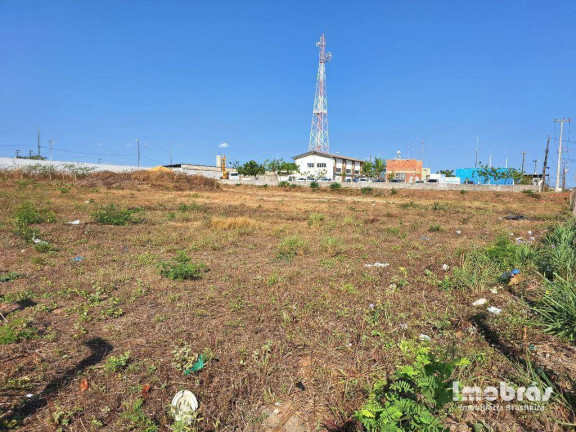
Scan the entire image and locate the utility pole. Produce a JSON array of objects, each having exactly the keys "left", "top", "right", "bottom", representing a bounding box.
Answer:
[
  {"left": 136, "top": 139, "right": 140, "bottom": 167},
  {"left": 16, "top": 150, "right": 21, "bottom": 158},
  {"left": 475, "top": 136, "right": 479, "bottom": 168},
  {"left": 562, "top": 162, "right": 568, "bottom": 191},
  {"left": 533, "top": 159, "right": 538, "bottom": 175},
  {"left": 169, "top": 147, "right": 173, "bottom": 165},
  {"left": 505, "top": 155, "right": 508, "bottom": 168},
  {"left": 521, "top": 151, "right": 526, "bottom": 174},
  {"left": 421, "top": 137, "right": 424, "bottom": 161},
  {"left": 554, "top": 118, "right": 571, "bottom": 192},
  {"left": 49, "top": 139, "right": 54, "bottom": 161},
  {"left": 37, "top": 128, "right": 41, "bottom": 158},
  {"left": 541, "top": 136, "right": 550, "bottom": 189},
  {"left": 489, "top": 155, "right": 492, "bottom": 168}
]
